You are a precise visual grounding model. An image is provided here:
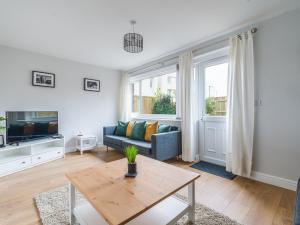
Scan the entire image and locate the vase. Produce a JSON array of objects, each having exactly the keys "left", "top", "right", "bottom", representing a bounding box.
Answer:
[{"left": 125, "top": 162, "right": 137, "bottom": 177}]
